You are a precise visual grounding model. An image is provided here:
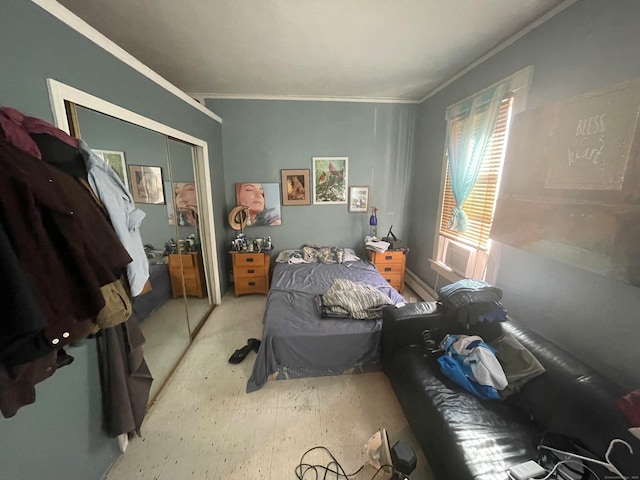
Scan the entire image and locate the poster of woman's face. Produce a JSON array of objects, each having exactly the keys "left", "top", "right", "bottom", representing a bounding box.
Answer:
[
  {"left": 166, "top": 181, "right": 199, "bottom": 227},
  {"left": 235, "top": 183, "right": 282, "bottom": 226}
]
